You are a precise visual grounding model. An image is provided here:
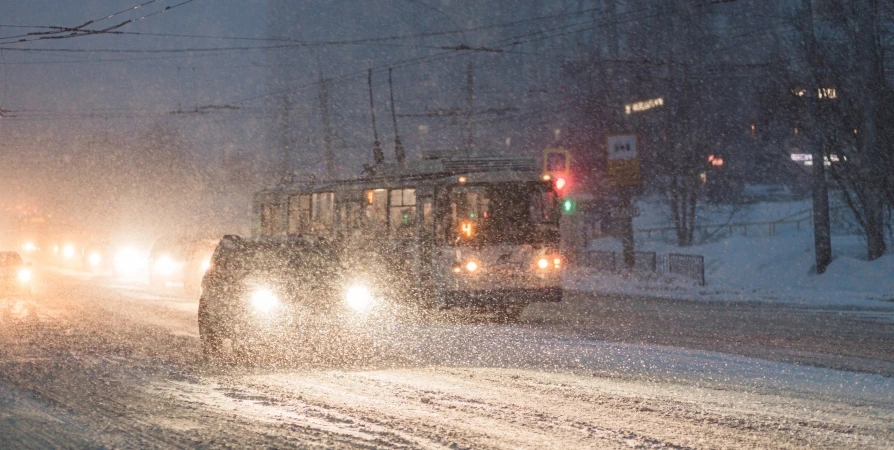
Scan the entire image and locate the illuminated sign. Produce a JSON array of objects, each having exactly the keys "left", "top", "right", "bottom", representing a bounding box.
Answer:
[
  {"left": 625, "top": 97, "right": 664, "bottom": 115},
  {"left": 790, "top": 153, "right": 841, "bottom": 166},
  {"left": 460, "top": 221, "right": 475, "bottom": 238},
  {"left": 817, "top": 88, "right": 837, "bottom": 99}
]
